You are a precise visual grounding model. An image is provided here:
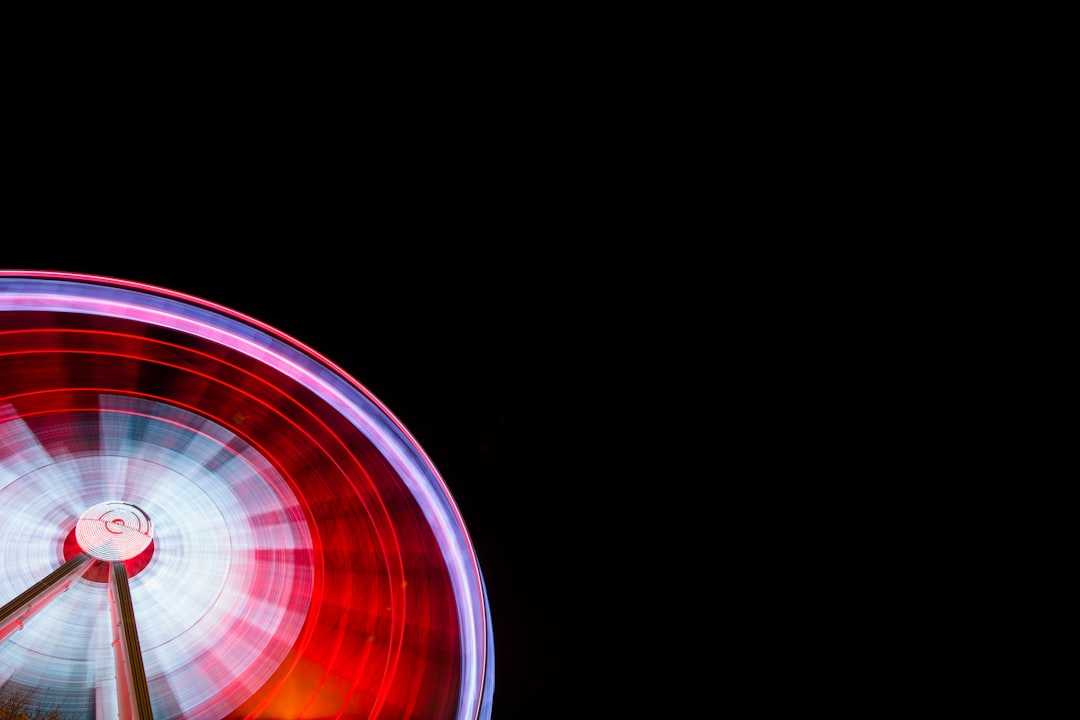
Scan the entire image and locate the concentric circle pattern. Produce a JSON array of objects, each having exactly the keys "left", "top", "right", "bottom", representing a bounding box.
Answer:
[
  {"left": 0, "top": 272, "right": 494, "bottom": 720},
  {"left": 76, "top": 501, "right": 154, "bottom": 561}
]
